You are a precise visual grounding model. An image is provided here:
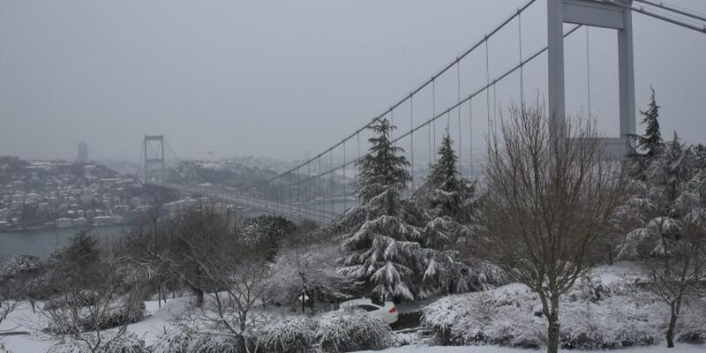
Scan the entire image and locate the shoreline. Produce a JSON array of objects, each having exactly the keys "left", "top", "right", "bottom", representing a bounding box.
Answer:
[{"left": 0, "top": 223, "right": 133, "bottom": 234}]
